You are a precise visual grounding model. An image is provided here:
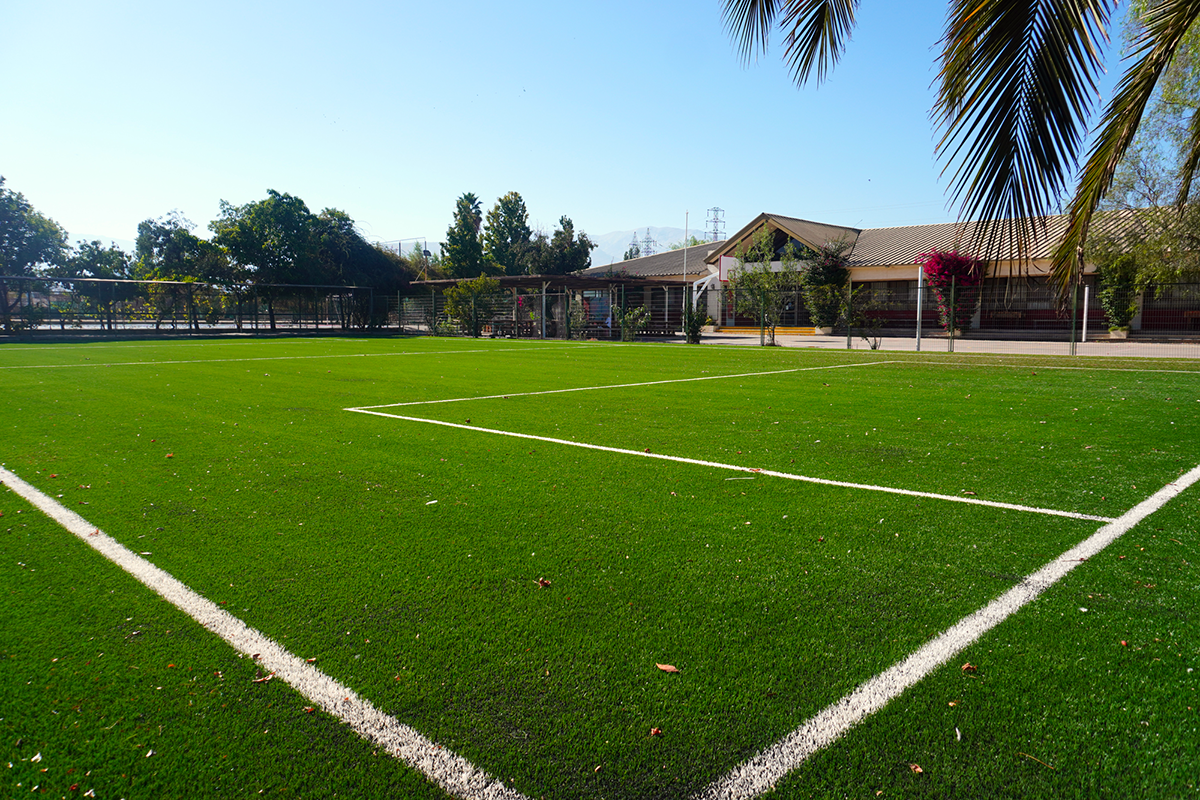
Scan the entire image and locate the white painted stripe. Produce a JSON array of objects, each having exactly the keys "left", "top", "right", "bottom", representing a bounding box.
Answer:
[
  {"left": 0, "top": 466, "right": 529, "bottom": 800},
  {"left": 0, "top": 342, "right": 601, "bottom": 370},
  {"left": 355, "top": 361, "right": 901, "bottom": 409},
  {"left": 905, "top": 359, "right": 1200, "bottom": 376},
  {"left": 696, "top": 462, "right": 1200, "bottom": 800},
  {"left": 347, "top": 411, "right": 1115, "bottom": 523}
]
